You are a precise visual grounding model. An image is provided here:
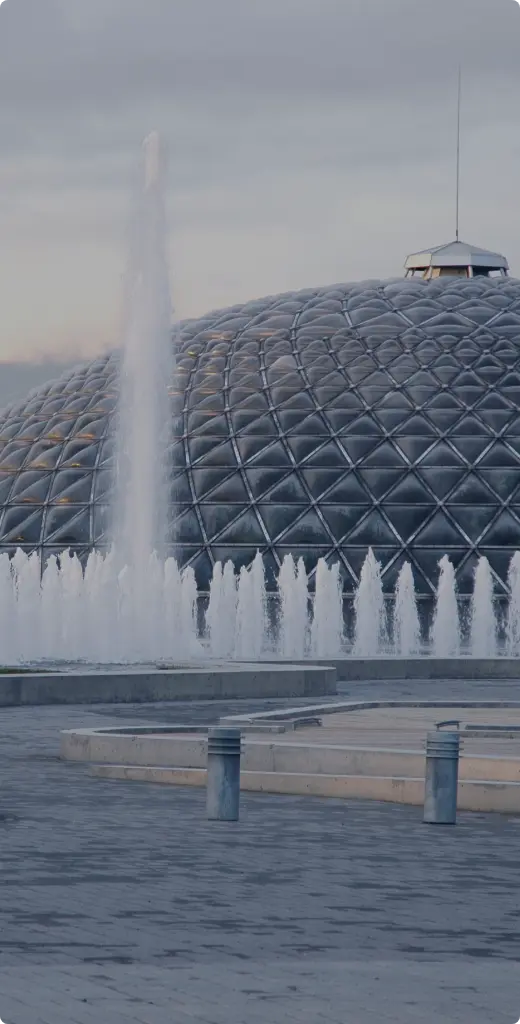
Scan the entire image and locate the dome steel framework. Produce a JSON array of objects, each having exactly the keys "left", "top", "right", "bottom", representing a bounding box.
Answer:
[{"left": 2, "top": 275, "right": 520, "bottom": 596}]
